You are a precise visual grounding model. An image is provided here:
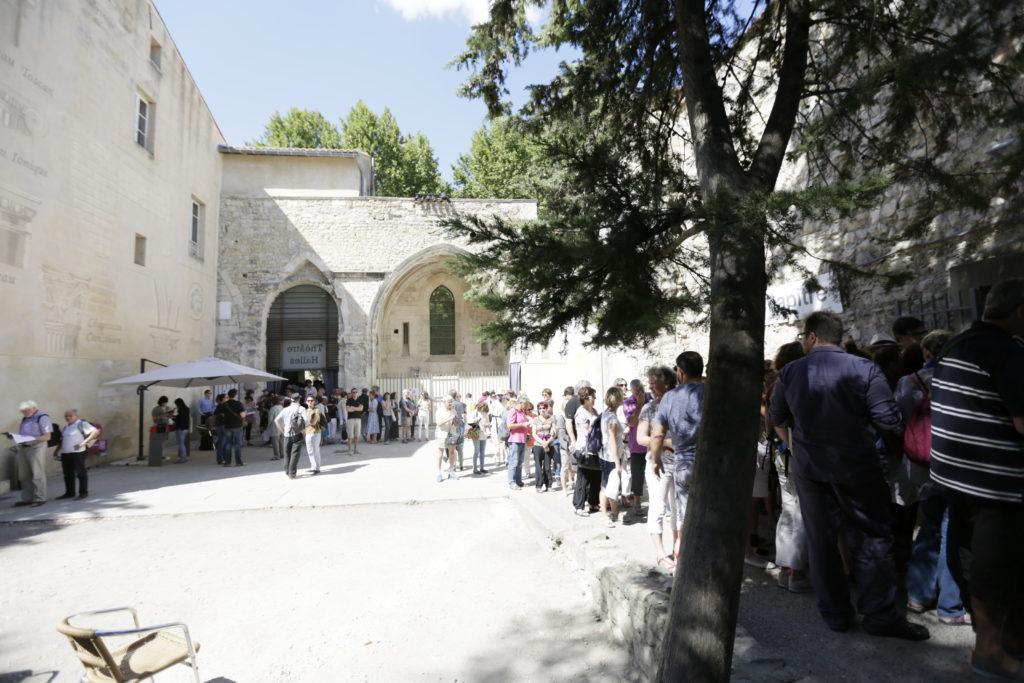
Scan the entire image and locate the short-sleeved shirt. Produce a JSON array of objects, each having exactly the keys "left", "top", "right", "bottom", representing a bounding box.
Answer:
[
  {"left": 358, "top": 394, "right": 370, "bottom": 420},
  {"left": 62, "top": 419, "right": 97, "bottom": 453},
  {"left": 655, "top": 383, "right": 705, "bottom": 467},
  {"left": 19, "top": 411, "right": 53, "bottom": 438},
  {"left": 532, "top": 414, "right": 554, "bottom": 443},
  {"left": 506, "top": 409, "right": 529, "bottom": 444},
  {"left": 217, "top": 399, "right": 245, "bottom": 429},
  {"left": 198, "top": 397, "right": 215, "bottom": 414},
  {"left": 600, "top": 410, "right": 621, "bottom": 462},
  {"left": 640, "top": 398, "right": 673, "bottom": 467},
  {"left": 573, "top": 406, "right": 597, "bottom": 452},
  {"left": 623, "top": 393, "right": 651, "bottom": 454},
  {"left": 346, "top": 398, "right": 362, "bottom": 416},
  {"left": 152, "top": 404, "right": 173, "bottom": 427},
  {"left": 929, "top": 321, "right": 1024, "bottom": 503}
]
